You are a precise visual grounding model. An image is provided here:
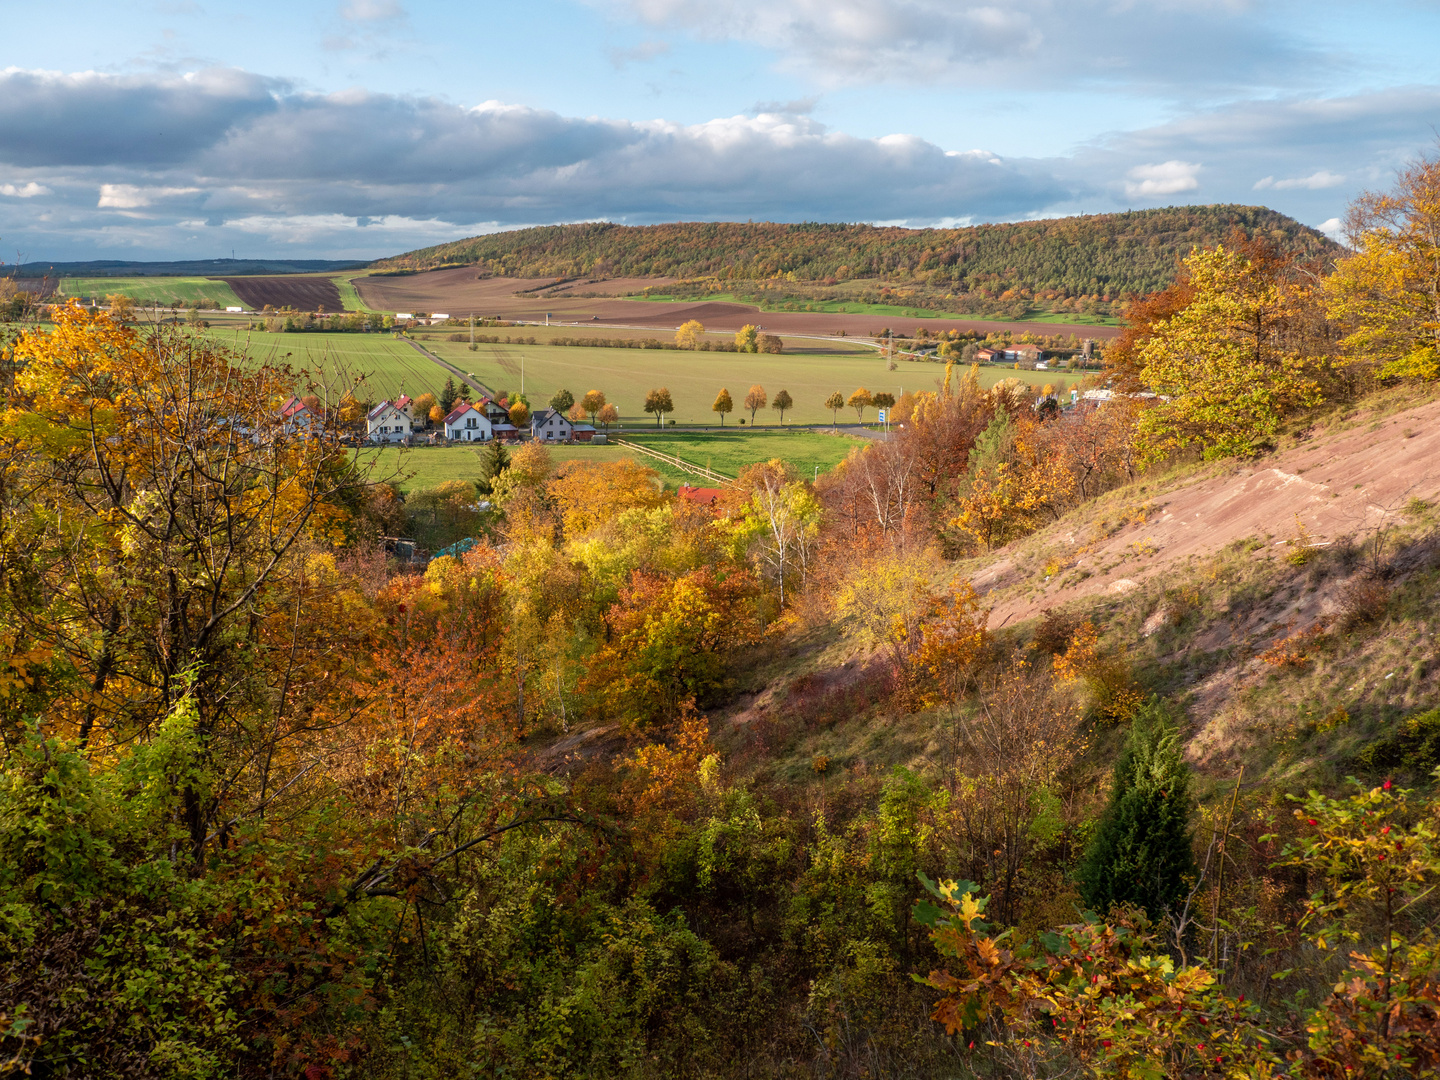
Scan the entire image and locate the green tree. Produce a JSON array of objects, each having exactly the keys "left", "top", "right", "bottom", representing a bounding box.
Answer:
[
  {"left": 550, "top": 388, "right": 575, "bottom": 413},
  {"left": 825, "top": 391, "right": 845, "bottom": 429},
  {"left": 712, "top": 387, "right": 733, "bottom": 426},
  {"left": 644, "top": 387, "right": 674, "bottom": 427},
  {"left": 440, "top": 375, "right": 457, "bottom": 415},
  {"left": 1076, "top": 701, "right": 1197, "bottom": 920},
  {"left": 770, "top": 389, "right": 793, "bottom": 424},
  {"left": 735, "top": 324, "right": 759, "bottom": 353},
  {"left": 476, "top": 438, "right": 511, "bottom": 494}
]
